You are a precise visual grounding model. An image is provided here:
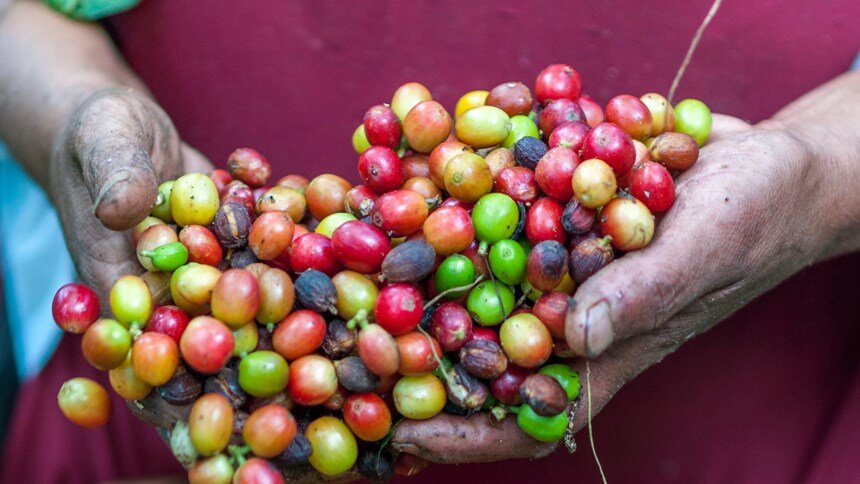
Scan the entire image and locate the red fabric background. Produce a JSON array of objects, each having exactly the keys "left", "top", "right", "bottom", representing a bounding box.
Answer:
[{"left": 3, "top": 1, "right": 860, "bottom": 482}]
